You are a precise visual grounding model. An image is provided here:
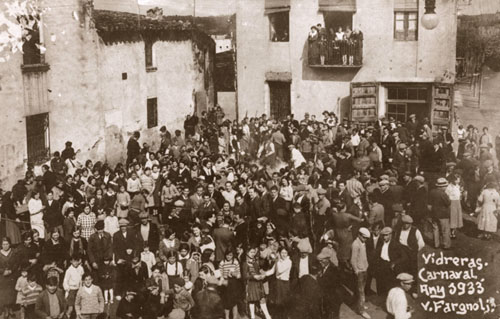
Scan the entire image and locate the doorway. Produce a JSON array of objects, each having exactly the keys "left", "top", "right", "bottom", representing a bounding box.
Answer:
[
  {"left": 323, "top": 12, "right": 353, "bottom": 34},
  {"left": 269, "top": 81, "right": 291, "bottom": 120}
]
